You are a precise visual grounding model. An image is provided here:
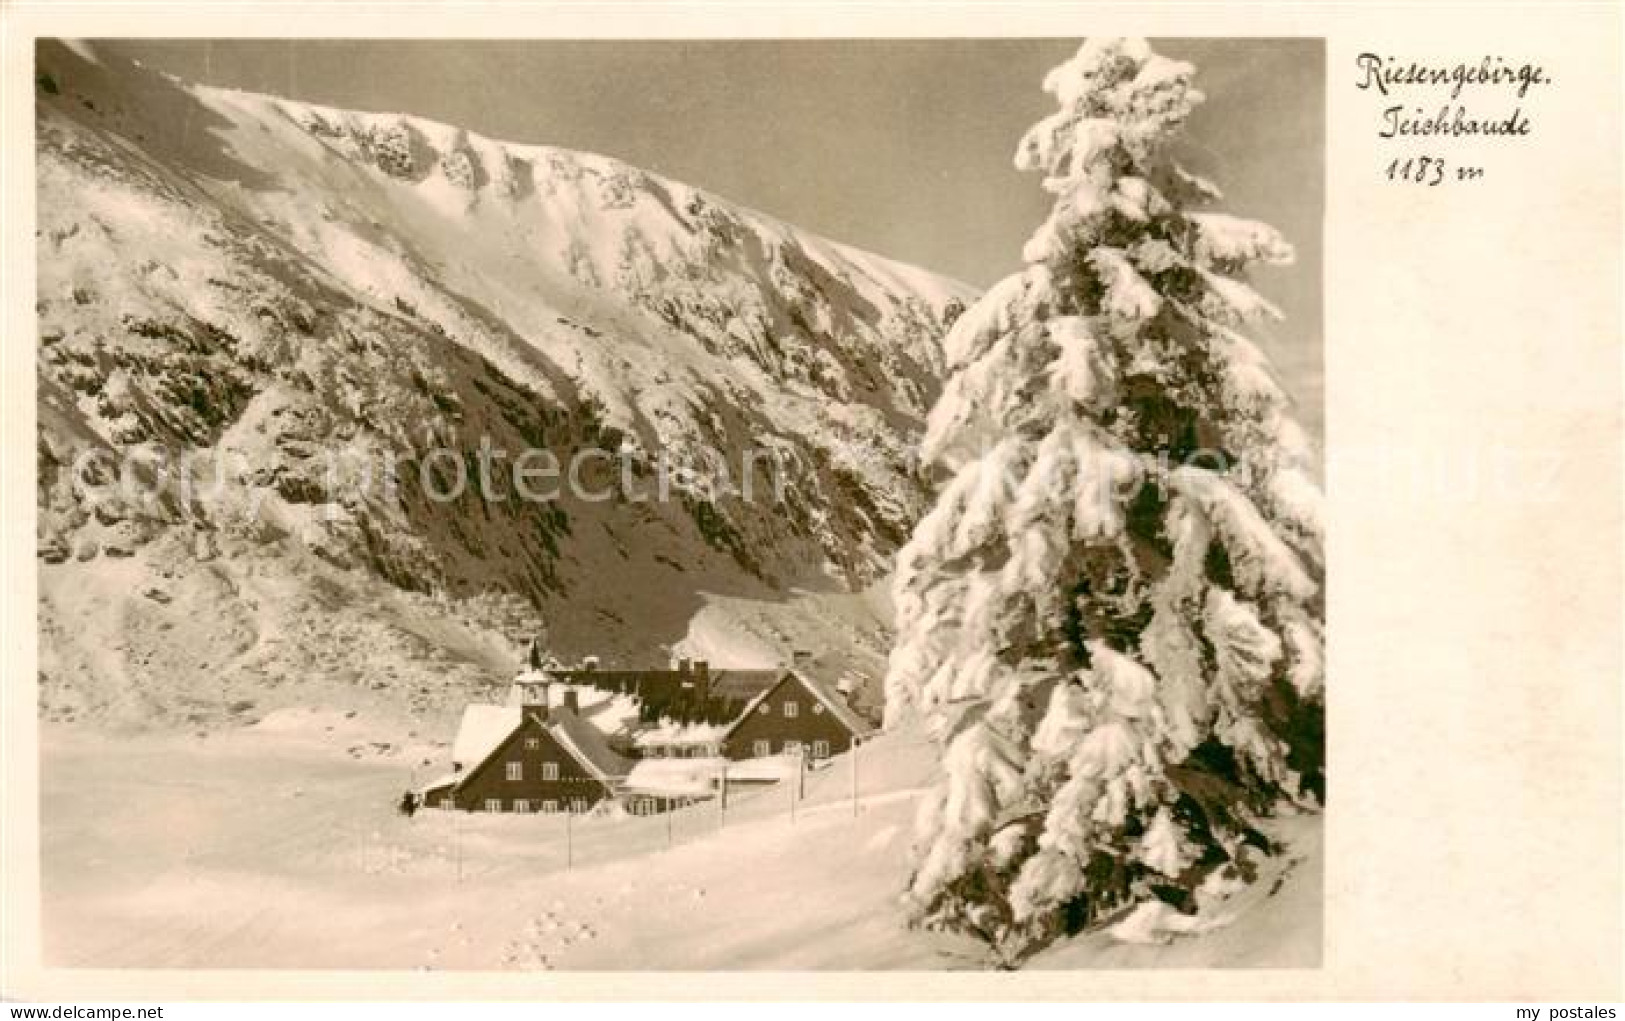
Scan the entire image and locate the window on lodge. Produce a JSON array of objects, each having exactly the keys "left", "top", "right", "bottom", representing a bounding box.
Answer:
[
  {"left": 813, "top": 740, "right": 830, "bottom": 758},
  {"left": 506, "top": 761, "right": 523, "bottom": 781},
  {"left": 752, "top": 739, "right": 771, "bottom": 758},
  {"left": 524, "top": 737, "right": 540, "bottom": 750},
  {"left": 542, "top": 800, "right": 559, "bottom": 813},
  {"left": 783, "top": 701, "right": 799, "bottom": 718},
  {"left": 513, "top": 799, "right": 532, "bottom": 813},
  {"left": 484, "top": 798, "right": 502, "bottom": 813},
  {"left": 542, "top": 762, "right": 560, "bottom": 781}
]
